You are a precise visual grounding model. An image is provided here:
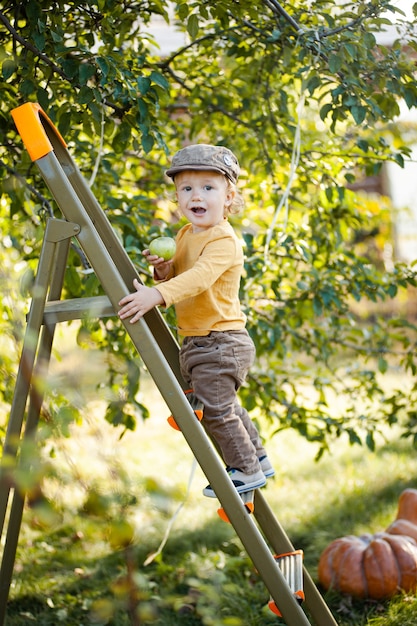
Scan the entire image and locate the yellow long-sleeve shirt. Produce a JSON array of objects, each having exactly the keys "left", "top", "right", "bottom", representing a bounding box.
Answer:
[{"left": 155, "top": 219, "right": 246, "bottom": 336}]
